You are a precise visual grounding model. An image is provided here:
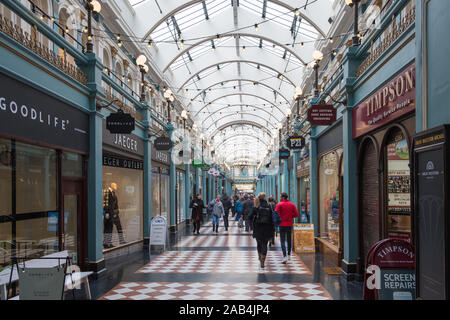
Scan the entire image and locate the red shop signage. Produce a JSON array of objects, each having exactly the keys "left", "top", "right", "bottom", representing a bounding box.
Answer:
[
  {"left": 307, "top": 104, "right": 336, "bottom": 126},
  {"left": 353, "top": 63, "right": 416, "bottom": 139}
]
